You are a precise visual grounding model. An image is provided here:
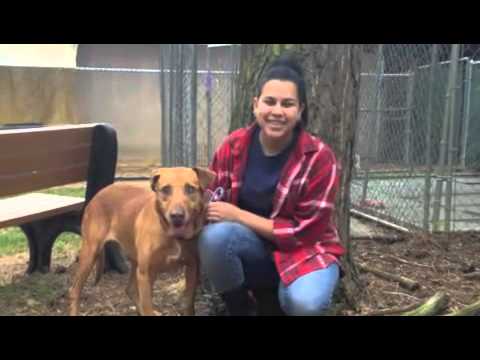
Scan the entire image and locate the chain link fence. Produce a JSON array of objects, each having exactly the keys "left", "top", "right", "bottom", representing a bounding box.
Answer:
[
  {"left": 352, "top": 44, "right": 480, "bottom": 233},
  {"left": 158, "top": 44, "right": 239, "bottom": 168},
  {"left": 73, "top": 44, "right": 239, "bottom": 174}
]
